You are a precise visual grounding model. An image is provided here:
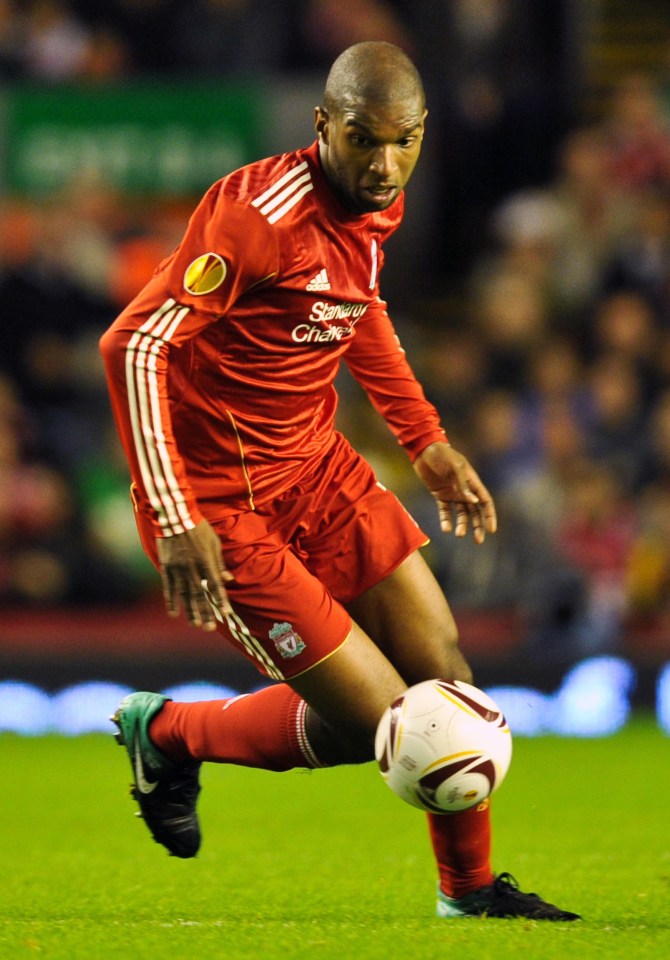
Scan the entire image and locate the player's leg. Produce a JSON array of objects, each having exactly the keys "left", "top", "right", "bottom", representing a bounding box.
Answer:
[
  {"left": 112, "top": 621, "right": 406, "bottom": 857},
  {"left": 343, "top": 551, "right": 579, "bottom": 920},
  {"left": 310, "top": 473, "right": 578, "bottom": 921},
  {"left": 151, "top": 620, "right": 405, "bottom": 768},
  {"left": 342, "top": 549, "right": 496, "bottom": 905},
  {"left": 345, "top": 547, "right": 472, "bottom": 684},
  {"left": 112, "top": 505, "right": 409, "bottom": 857}
]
